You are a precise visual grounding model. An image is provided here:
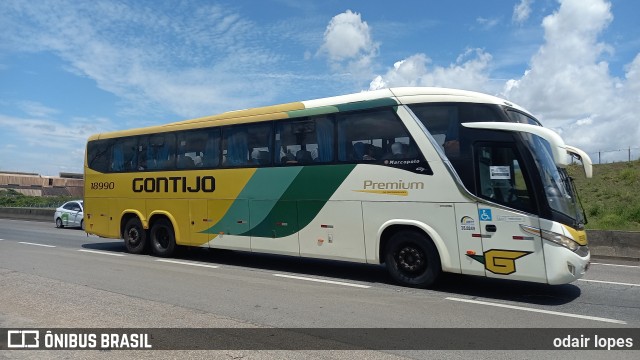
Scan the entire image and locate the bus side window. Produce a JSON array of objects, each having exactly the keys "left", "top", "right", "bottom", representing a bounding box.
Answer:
[
  {"left": 176, "top": 129, "right": 219, "bottom": 169},
  {"left": 143, "top": 133, "right": 175, "bottom": 170},
  {"left": 110, "top": 137, "right": 138, "bottom": 172},
  {"left": 275, "top": 116, "right": 334, "bottom": 165},
  {"left": 223, "top": 123, "right": 272, "bottom": 167},
  {"left": 248, "top": 123, "right": 272, "bottom": 166},
  {"left": 408, "top": 104, "right": 459, "bottom": 157},
  {"left": 203, "top": 129, "right": 220, "bottom": 168},
  {"left": 87, "top": 139, "right": 111, "bottom": 173},
  {"left": 337, "top": 109, "right": 413, "bottom": 162}
]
